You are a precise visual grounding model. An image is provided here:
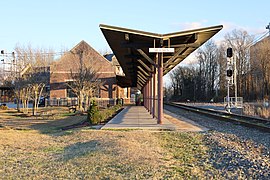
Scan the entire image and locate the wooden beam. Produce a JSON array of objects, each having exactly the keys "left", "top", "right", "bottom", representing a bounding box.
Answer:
[
  {"left": 121, "top": 42, "right": 152, "bottom": 48},
  {"left": 137, "top": 84, "right": 142, "bottom": 89},
  {"left": 137, "top": 77, "right": 144, "bottom": 84},
  {"left": 125, "top": 54, "right": 141, "bottom": 59},
  {"left": 137, "top": 49, "right": 156, "bottom": 66},
  {"left": 137, "top": 77, "right": 146, "bottom": 86},
  {"left": 137, "top": 81, "right": 143, "bottom": 89},
  {"left": 137, "top": 59, "right": 153, "bottom": 73},
  {"left": 164, "top": 58, "right": 186, "bottom": 67},
  {"left": 137, "top": 77, "right": 145, "bottom": 84},
  {"left": 138, "top": 71, "right": 148, "bottom": 80},
  {"left": 138, "top": 72, "right": 147, "bottom": 81},
  {"left": 138, "top": 66, "right": 150, "bottom": 77},
  {"left": 170, "top": 42, "right": 201, "bottom": 48},
  {"left": 164, "top": 47, "right": 188, "bottom": 67}
]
